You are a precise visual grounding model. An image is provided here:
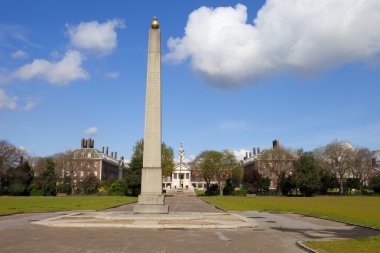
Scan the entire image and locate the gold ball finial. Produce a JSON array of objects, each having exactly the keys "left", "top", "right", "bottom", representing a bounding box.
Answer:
[{"left": 151, "top": 17, "right": 159, "bottom": 29}]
